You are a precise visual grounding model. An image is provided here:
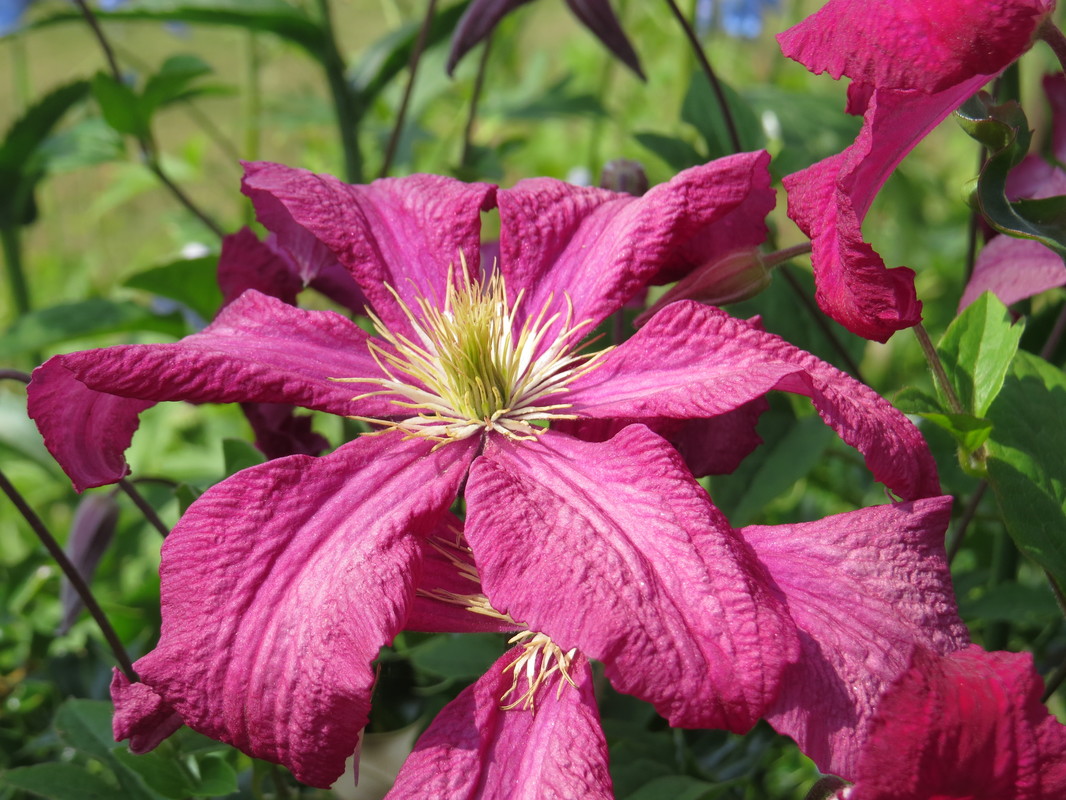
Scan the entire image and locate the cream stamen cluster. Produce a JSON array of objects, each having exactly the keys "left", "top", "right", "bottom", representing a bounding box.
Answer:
[
  {"left": 333, "top": 258, "right": 608, "bottom": 442},
  {"left": 419, "top": 533, "right": 579, "bottom": 710}
]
